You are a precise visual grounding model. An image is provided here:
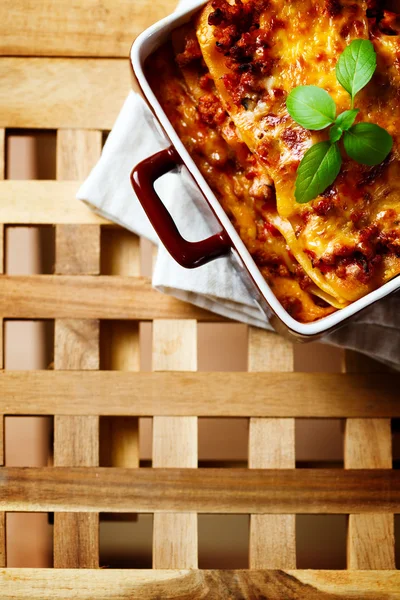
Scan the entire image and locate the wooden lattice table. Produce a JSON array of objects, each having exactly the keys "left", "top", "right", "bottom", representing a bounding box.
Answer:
[{"left": 0, "top": 1, "right": 400, "bottom": 598}]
